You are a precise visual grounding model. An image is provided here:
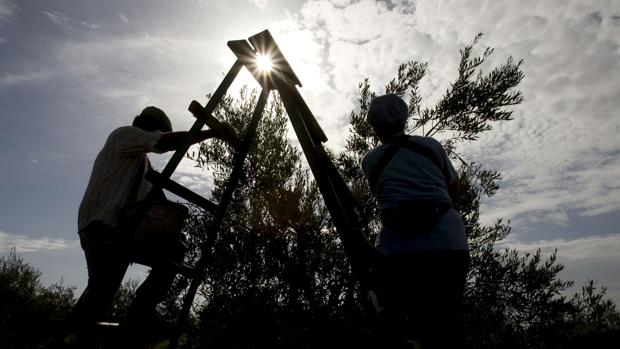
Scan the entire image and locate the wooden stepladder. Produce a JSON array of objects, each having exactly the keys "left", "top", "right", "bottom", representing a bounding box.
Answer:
[{"left": 149, "top": 30, "right": 378, "bottom": 349}]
